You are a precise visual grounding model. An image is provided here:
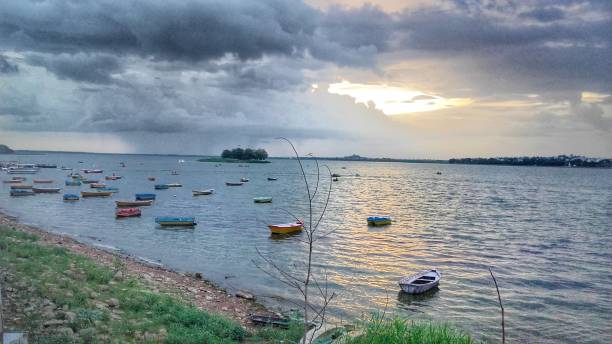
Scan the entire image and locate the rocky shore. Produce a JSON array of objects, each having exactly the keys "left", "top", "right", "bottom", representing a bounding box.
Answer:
[{"left": 0, "top": 211, "right": 277, "bottom": 340}]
